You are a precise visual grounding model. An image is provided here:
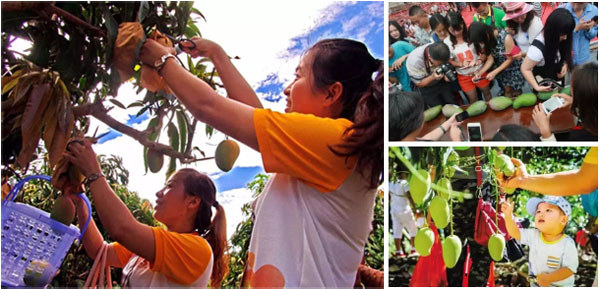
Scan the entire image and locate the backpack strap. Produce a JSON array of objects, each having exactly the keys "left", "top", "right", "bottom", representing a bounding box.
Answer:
[{"left": 531, "top": 39, "right": 548, "bottom": 65}]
